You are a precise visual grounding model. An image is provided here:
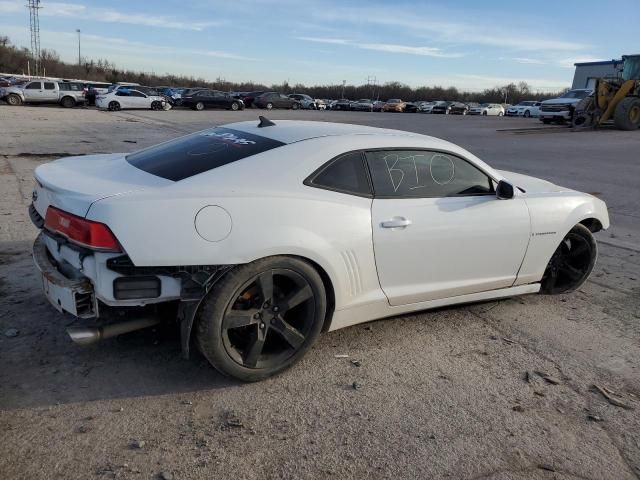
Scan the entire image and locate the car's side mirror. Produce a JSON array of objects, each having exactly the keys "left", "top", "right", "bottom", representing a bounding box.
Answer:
[{"left": 496, "top": 180, "right": 514, "bottom": 200}]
